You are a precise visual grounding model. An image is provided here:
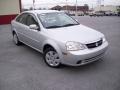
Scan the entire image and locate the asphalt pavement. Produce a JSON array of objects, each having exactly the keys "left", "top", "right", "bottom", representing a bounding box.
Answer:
[{"left": 0, "top": 16, "right": 120, "bottom": 90}]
